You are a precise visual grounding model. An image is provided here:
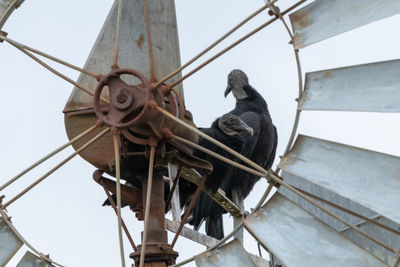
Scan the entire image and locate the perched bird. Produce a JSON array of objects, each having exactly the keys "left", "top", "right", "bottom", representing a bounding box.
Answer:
[
  {"left": 191, "top": 69, "right": 278, "bottom": 239},
  {"left": 224, "top": 69, "right": 277, "bottom": 199},
  {"left": 189, "top": 113, "right": 254, "bottom": 239}
]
